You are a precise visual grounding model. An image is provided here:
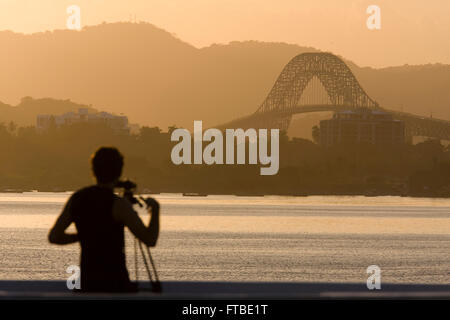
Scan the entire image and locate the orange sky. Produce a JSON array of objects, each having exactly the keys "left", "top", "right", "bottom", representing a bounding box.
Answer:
[{"left": 0, "top": 0, "right": 449, "bottom": 67}]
